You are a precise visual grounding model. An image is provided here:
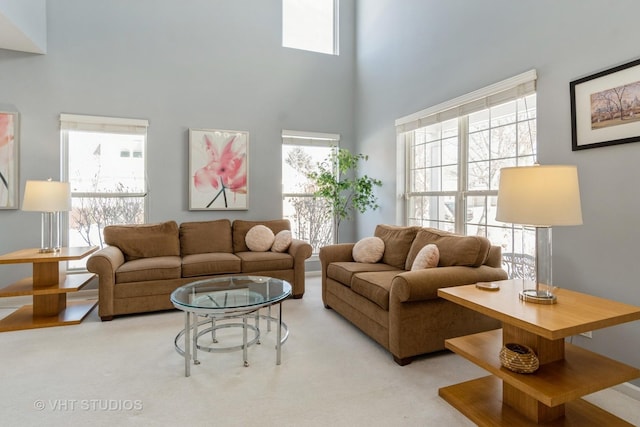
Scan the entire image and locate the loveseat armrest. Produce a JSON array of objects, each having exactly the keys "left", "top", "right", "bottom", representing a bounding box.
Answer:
[
  {"left": 319, "top": 243, "right": 356, "bottom": 266},
  {"left": 319, "top": 243, "right": 355, "bottom": 302},
  {"left": 86, "top": 246, "right": 126, "bottom": 320},
  {"left": 391, "top": 265, "right": 508, "bottom": 303}
]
